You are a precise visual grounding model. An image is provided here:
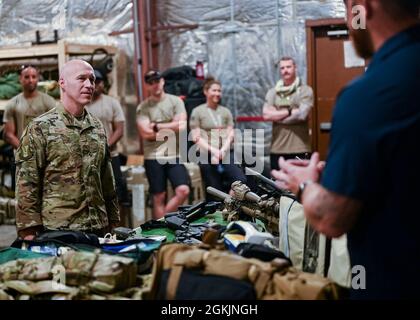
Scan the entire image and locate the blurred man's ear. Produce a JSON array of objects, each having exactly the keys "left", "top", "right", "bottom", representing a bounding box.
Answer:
[{"left": 59, "top": 78, "right": 65, "bottom": 90}]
